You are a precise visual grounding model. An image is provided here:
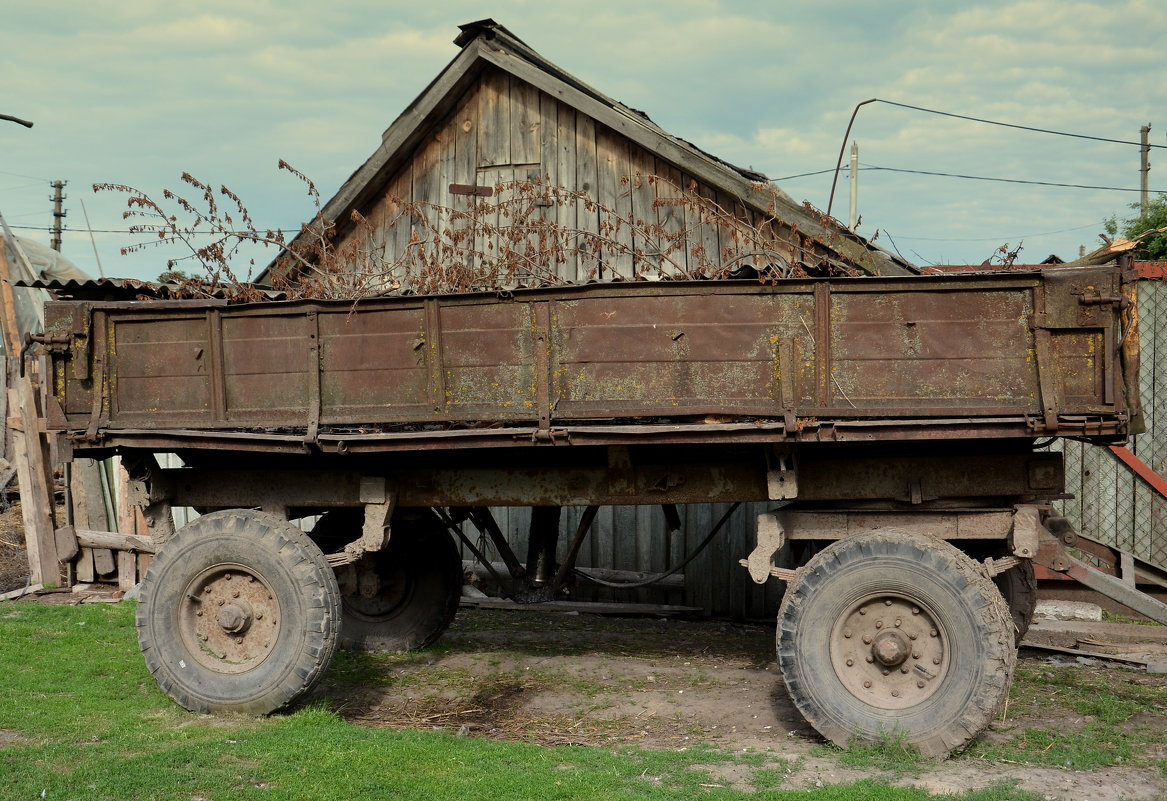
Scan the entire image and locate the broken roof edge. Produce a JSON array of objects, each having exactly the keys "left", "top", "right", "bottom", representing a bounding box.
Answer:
[{"left": 261, "top": 19, "right": 912, "bottom": 284}]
